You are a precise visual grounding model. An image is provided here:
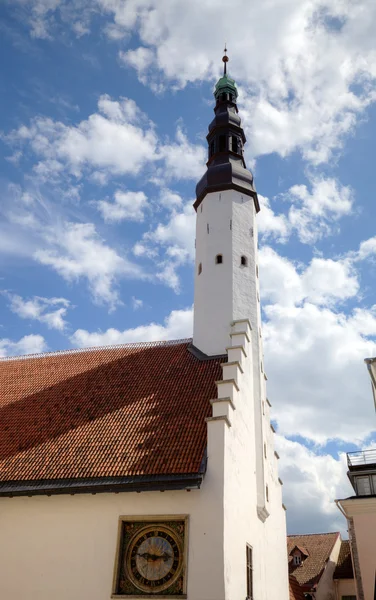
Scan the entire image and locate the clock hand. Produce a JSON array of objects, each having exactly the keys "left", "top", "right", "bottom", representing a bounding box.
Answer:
[{"left": 137, "top": 551, "right": 172, "bottom": 562}]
